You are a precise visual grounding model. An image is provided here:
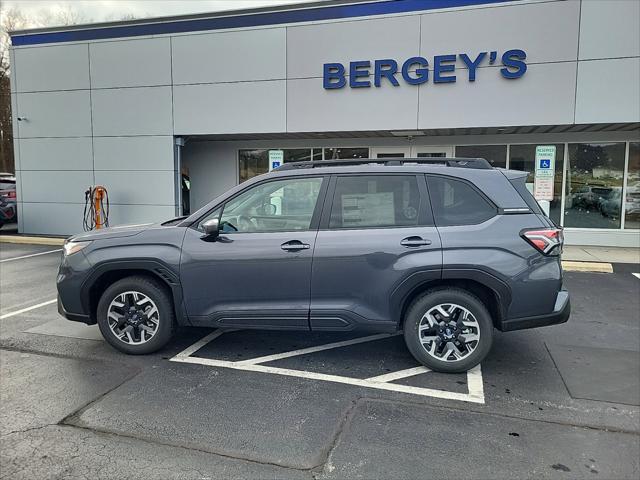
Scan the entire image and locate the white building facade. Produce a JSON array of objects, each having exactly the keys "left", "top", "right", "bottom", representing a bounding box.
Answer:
[{"left": 9, "top": 0, "right": 640, "bottom": 246}]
